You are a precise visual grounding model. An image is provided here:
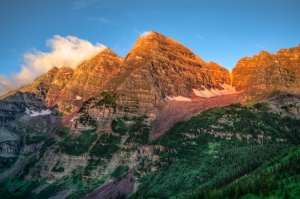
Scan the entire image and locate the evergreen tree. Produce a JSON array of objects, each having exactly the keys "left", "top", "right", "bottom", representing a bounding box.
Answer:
[{"left": 143, "top": 189, "right": 148, "bottom": 199}]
